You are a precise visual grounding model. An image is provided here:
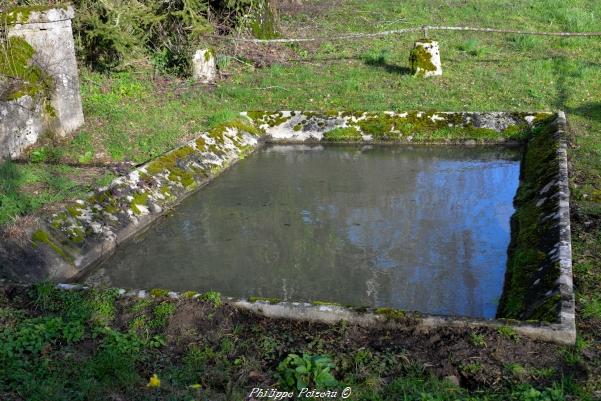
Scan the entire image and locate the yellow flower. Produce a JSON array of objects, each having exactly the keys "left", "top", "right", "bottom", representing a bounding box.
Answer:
[{"left": 147, "top": 373, "right": 161, "bottom": 388}]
